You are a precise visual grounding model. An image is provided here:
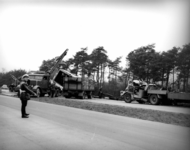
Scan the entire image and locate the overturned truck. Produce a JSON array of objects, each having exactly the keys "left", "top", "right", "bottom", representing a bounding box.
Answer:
[
  {"left": 17, "top": 49, "right": 94, "bottom": 99},
  {"left": 53, "top": 69, "right": 94, "bottom": 99},
  {"left": 46, "top": 49, "right": 94, "bottom": 99}
]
